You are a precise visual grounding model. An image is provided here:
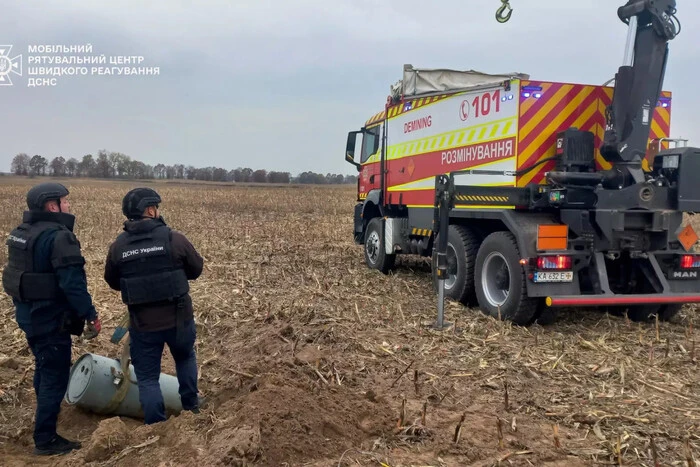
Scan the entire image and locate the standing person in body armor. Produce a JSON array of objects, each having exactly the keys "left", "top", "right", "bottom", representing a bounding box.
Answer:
[
  {"left": 2, "top": 182, "right": 101, "bottom": 456},
  {"left": 104, "top": 187, "right": 204, "bottom": 425}
]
